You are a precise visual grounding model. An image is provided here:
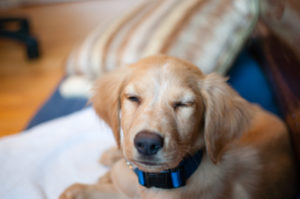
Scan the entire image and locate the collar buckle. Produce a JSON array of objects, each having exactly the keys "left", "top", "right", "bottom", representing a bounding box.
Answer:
[{"left": 134, "top": 166, "right": 185, "bottom": 189}]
